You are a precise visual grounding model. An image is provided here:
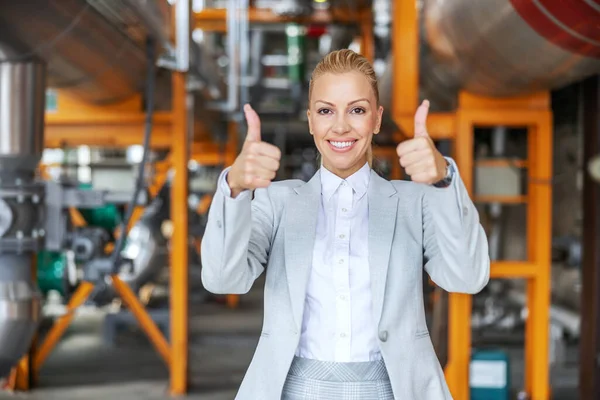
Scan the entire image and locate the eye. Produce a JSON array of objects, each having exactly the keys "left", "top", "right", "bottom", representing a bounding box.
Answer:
[
  {"left": 350, "top": 107, "right": 366, "bottom": 114},
  {"left": 317, "top": 108, "right": 332, "bottom": 115}
]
